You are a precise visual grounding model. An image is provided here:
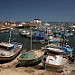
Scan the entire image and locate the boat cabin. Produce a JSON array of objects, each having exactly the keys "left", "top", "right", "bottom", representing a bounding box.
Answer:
[{"left": 44, "top": 48, "right": 65, "bottom": 66}]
